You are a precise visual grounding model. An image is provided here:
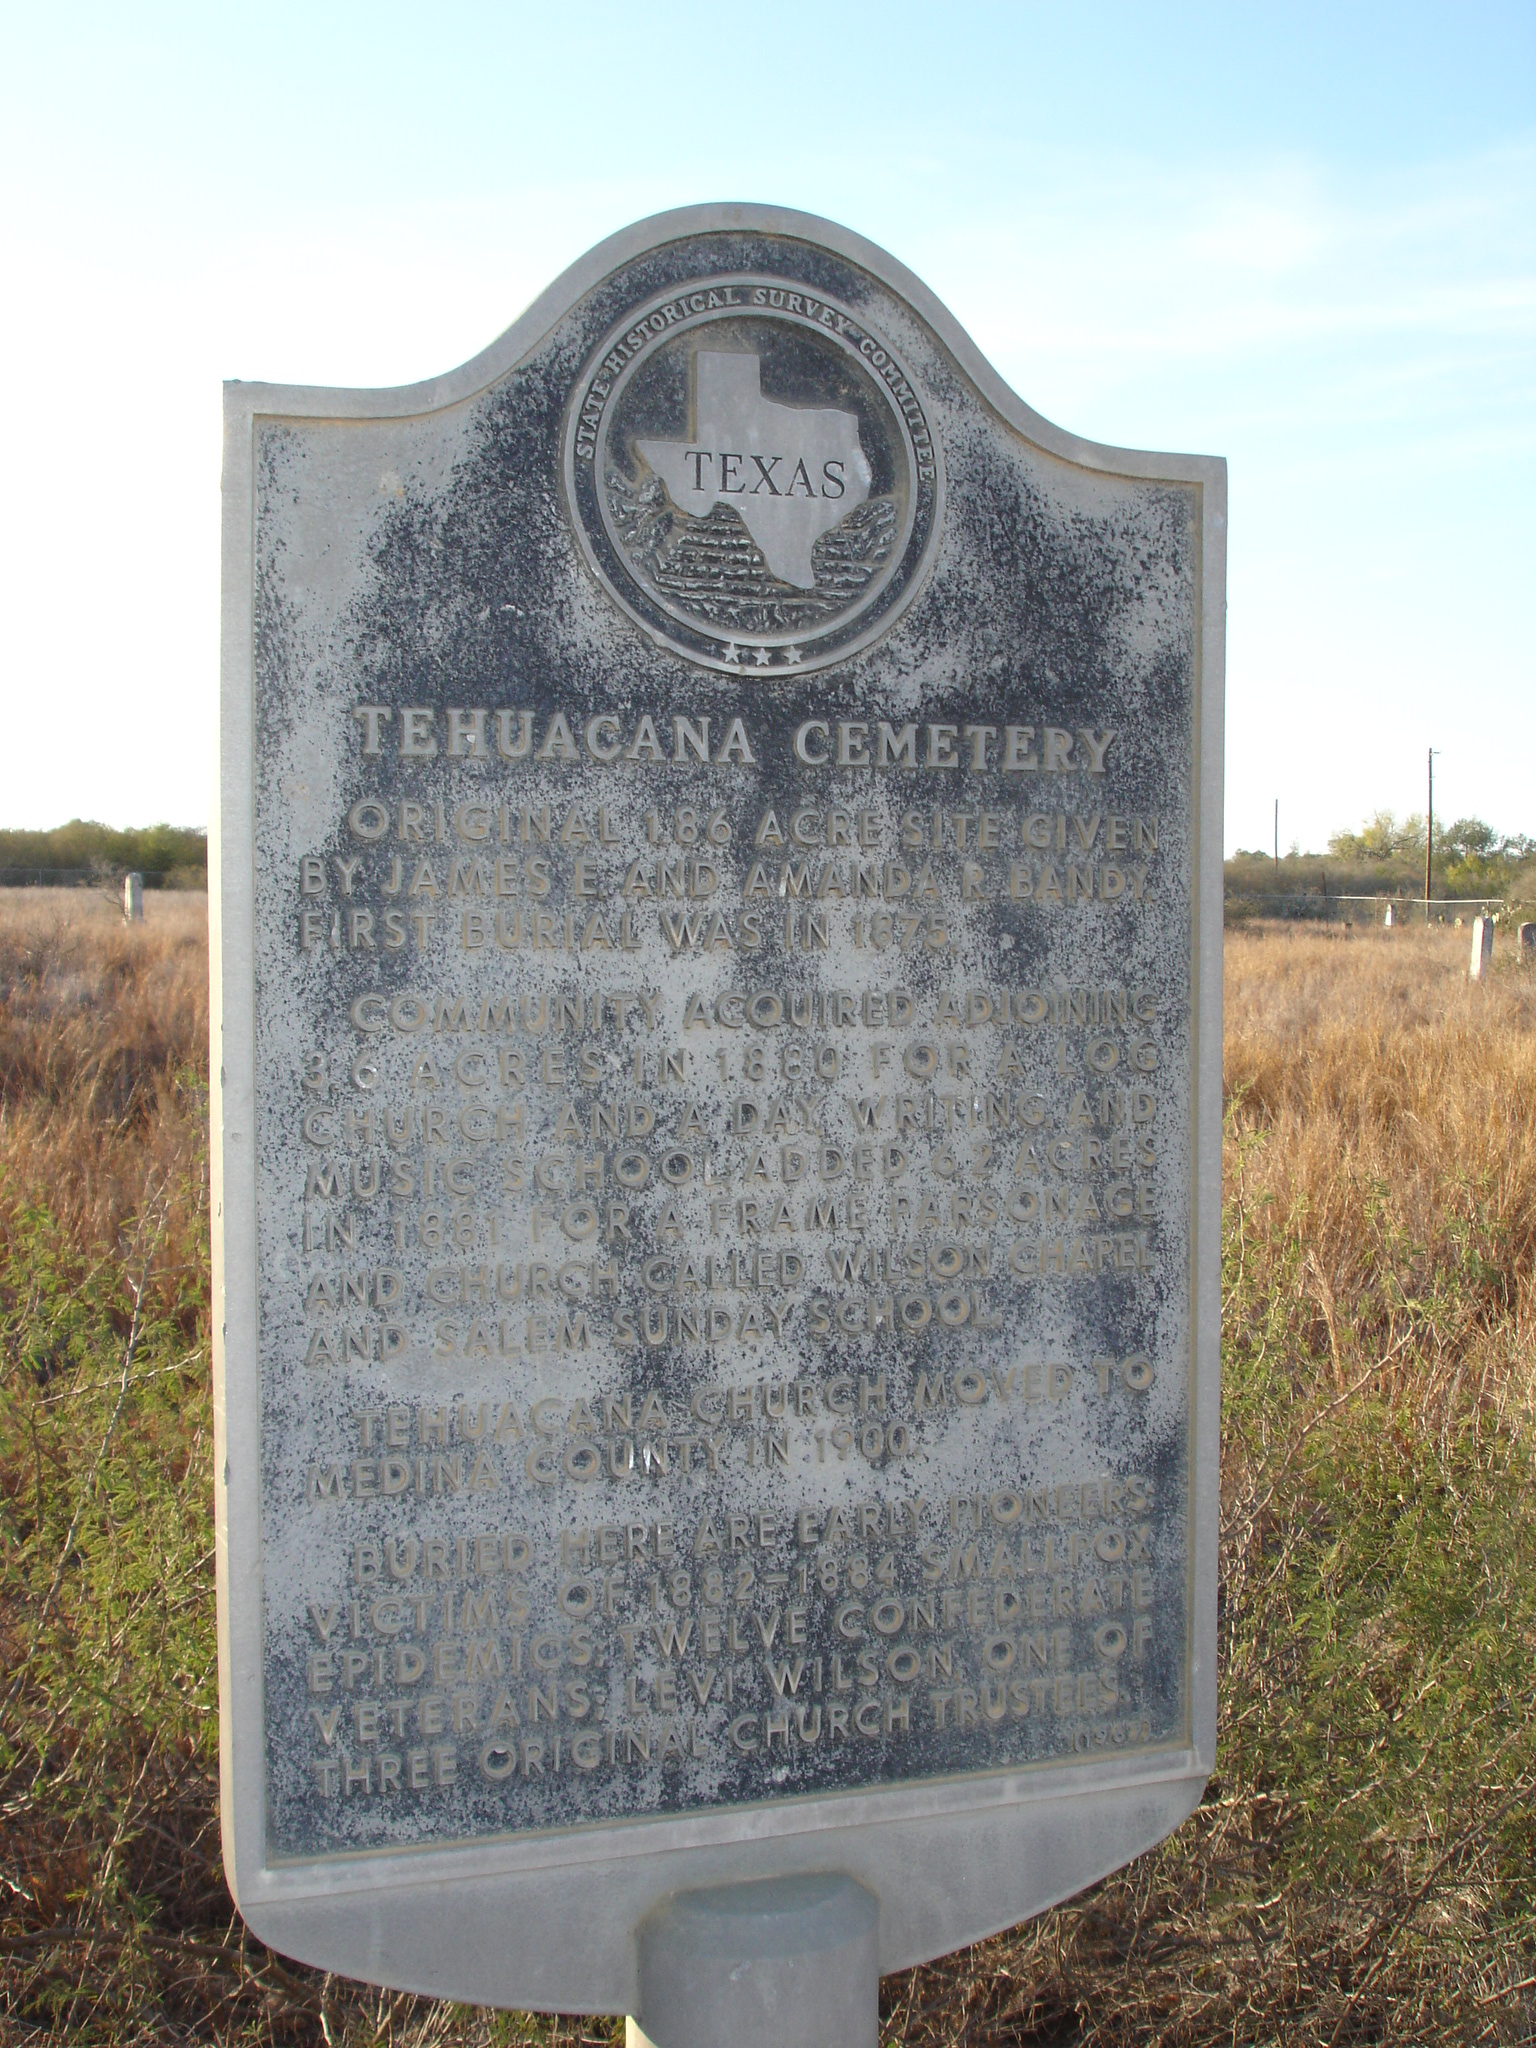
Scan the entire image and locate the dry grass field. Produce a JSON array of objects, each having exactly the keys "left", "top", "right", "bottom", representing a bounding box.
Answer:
[{"left": 1, "top": 894, "right": 1534, "bottom": 2045}]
